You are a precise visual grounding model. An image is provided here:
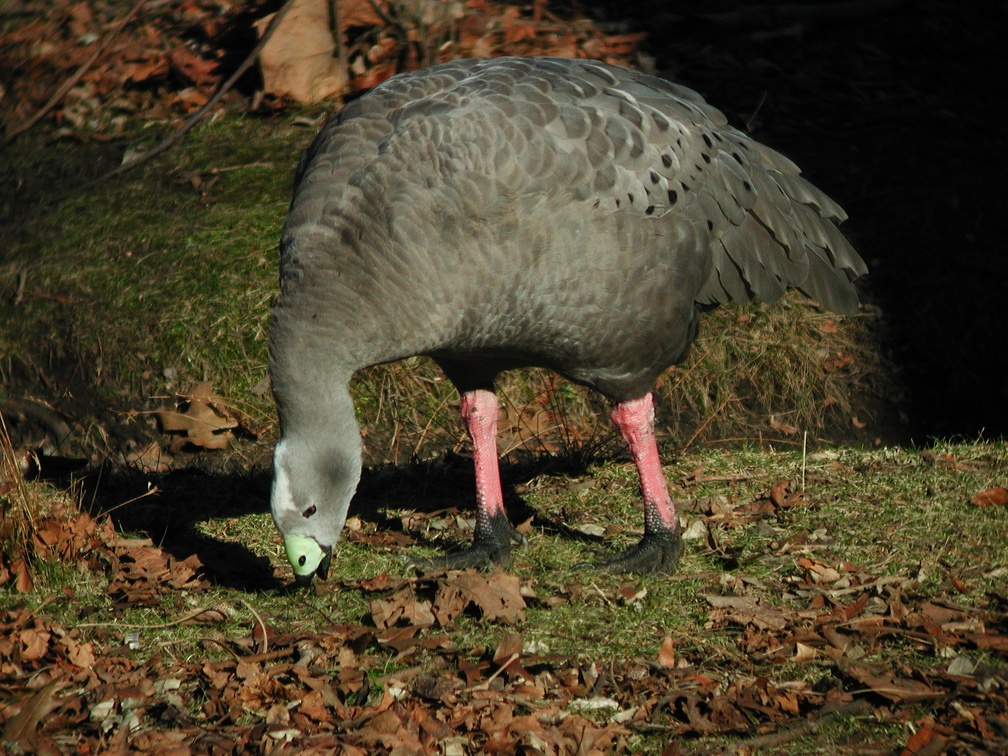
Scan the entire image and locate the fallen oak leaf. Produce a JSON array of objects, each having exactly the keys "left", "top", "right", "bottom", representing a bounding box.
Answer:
[
  {"left": 447, "top": 568, "right": 526, "bottom": 625},
  {"left": 705, "top": 595, "right": 790, "bottom": 631},
  {"left": 167, "top": 45, "right": 219, "bottom": 87},
  {"left": 967, "top": 633, "right": 1008, "bottom": 651},
  {"left": 900, "top": 723, "right": 948, "bottom": 756},
  {"left": 796, "top": 557, "right": 842, "bottom": 584},
  {"left": 12, "top": 557, "right": 33, "bottom": 593},
  {"left": 370, "top": 587, "right": 436, "bottom": 630},
  {"left": 19, "top": 626, "right": 51, "bottom": 662},
  {"left": 157, "top": 382, "right": 237, "bottom": 451},
  {"left": 770, "top": 479, "right": 790, "bottom": 507}
]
